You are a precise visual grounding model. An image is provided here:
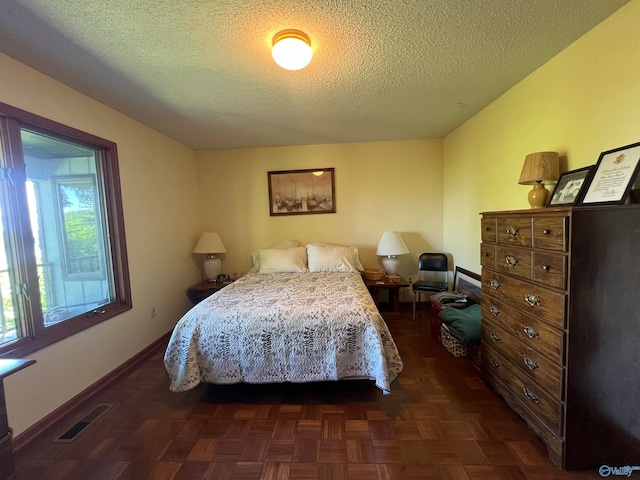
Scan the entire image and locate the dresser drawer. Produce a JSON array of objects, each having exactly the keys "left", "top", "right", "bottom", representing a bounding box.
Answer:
[
  {"left": 481, "top": 217, "right": 497, "bottom": 243},
  {"left": 482, "top": 360, "right": 564, "bottom": 467},
  {"left": 482, "top": 344, "right": 563, "bottom": 435},
  {"left": 483, "top": 317, "right": 563, "bottom": 400},
  {"left": 497, "top": 217, "right": 532, "bottom": 247},
  {"left": 482, "top": 296, "right": 564, "bottom": 364},
  {"left": 532, "top": 251, "right": 566, "bottom": 290},
  {"left": 480, "top": 244, "right": 496, "bottom": 268},
  {"left": 495, "top": 245, "right": 532, "bottom": 281},
  {"left": 0, "top": 430, "right": 14, "bottom": 480},
  {"left": 533, "top": 215, "right": 568, "bottom": 252},
  {"left": 482, "top": 270, "right": 565, "bottom": 329}
]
